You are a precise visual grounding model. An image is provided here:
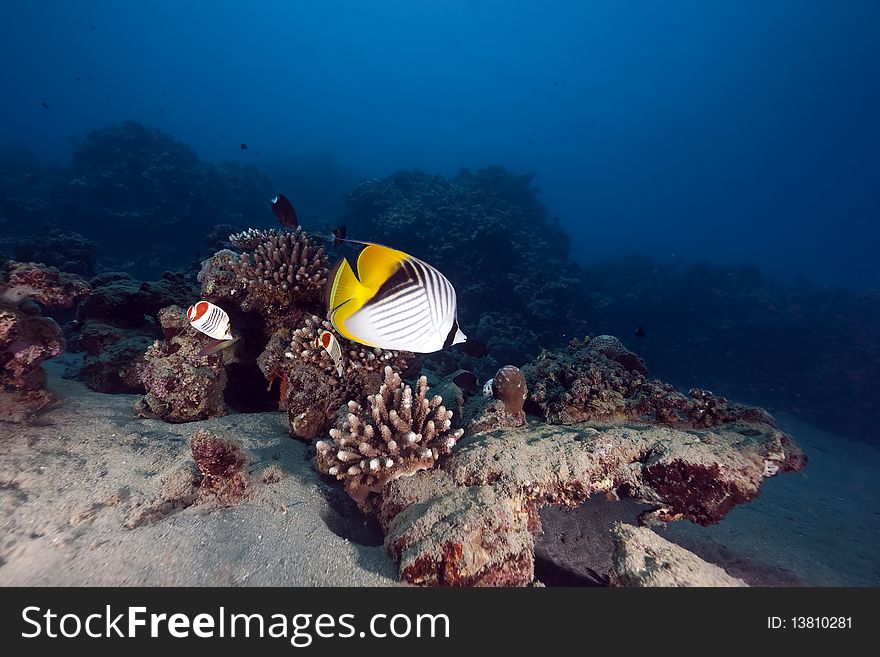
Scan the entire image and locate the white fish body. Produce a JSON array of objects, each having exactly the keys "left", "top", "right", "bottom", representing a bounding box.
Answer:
[
  {"left": 187, "top": 300, "right": 234, "bottom": 341},
  {"left": 328, "top": 244, "right": 466, "bottom": 353},
  {"left": 316, "top": 330, "right": 344, "bottom": 376}
]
